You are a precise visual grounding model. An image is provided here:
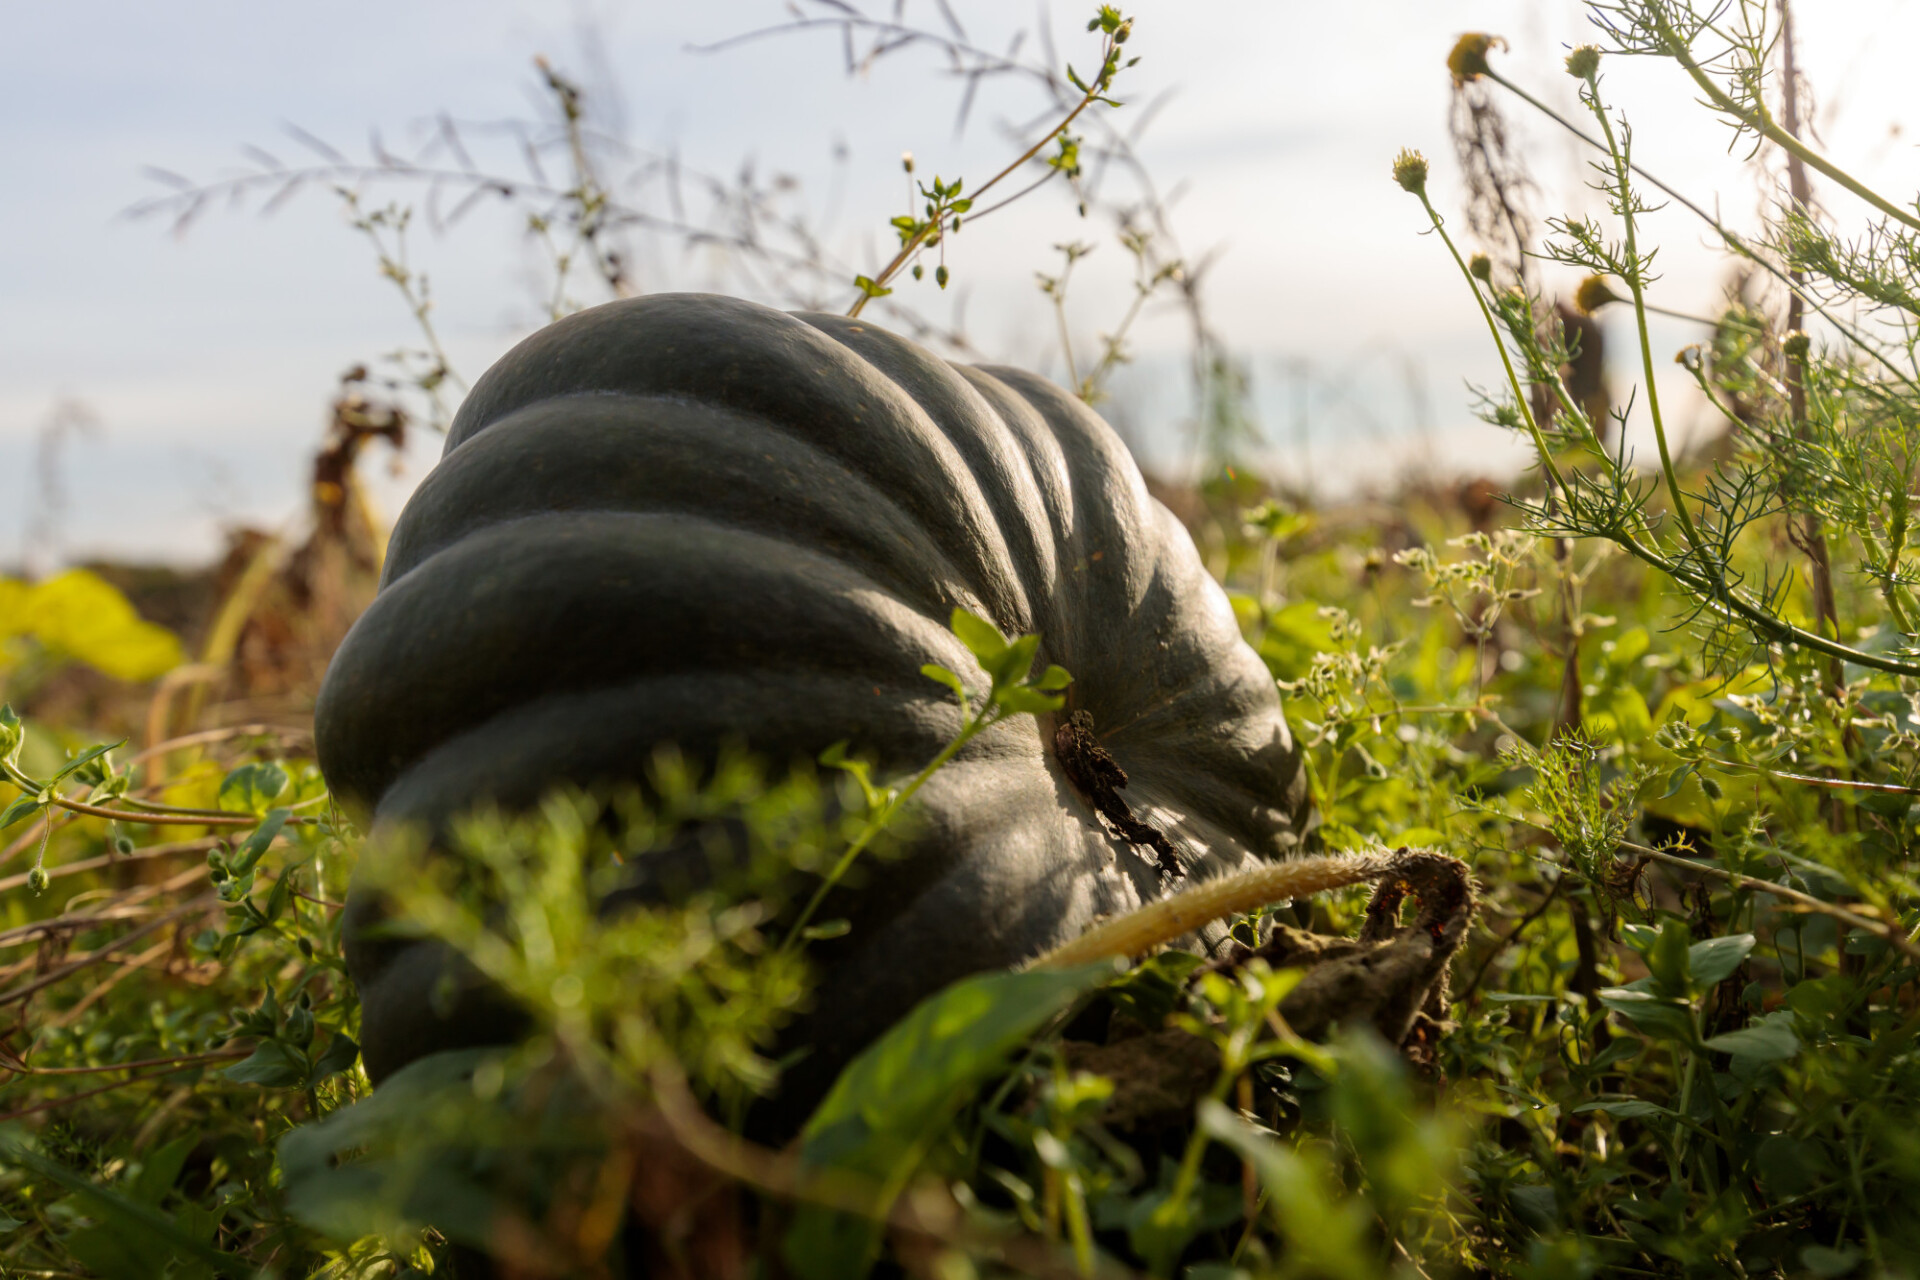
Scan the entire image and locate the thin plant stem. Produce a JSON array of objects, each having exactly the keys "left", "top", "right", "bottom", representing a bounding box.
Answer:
[
  {"left": 848, "top": 26, "right": 1123, "bottom": 315},
  {"left": 1581, "top": 75, "right": 1710, "bottom": 566},
  {"left": 1484, "top": 67, "right": 1920, "bottom": 395},
  {"left": 1641, "top": 4, "right": 1920, "bottom": 238},
  {"left": 778, "top": 716, "right": 988, "bottom": 954}
]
